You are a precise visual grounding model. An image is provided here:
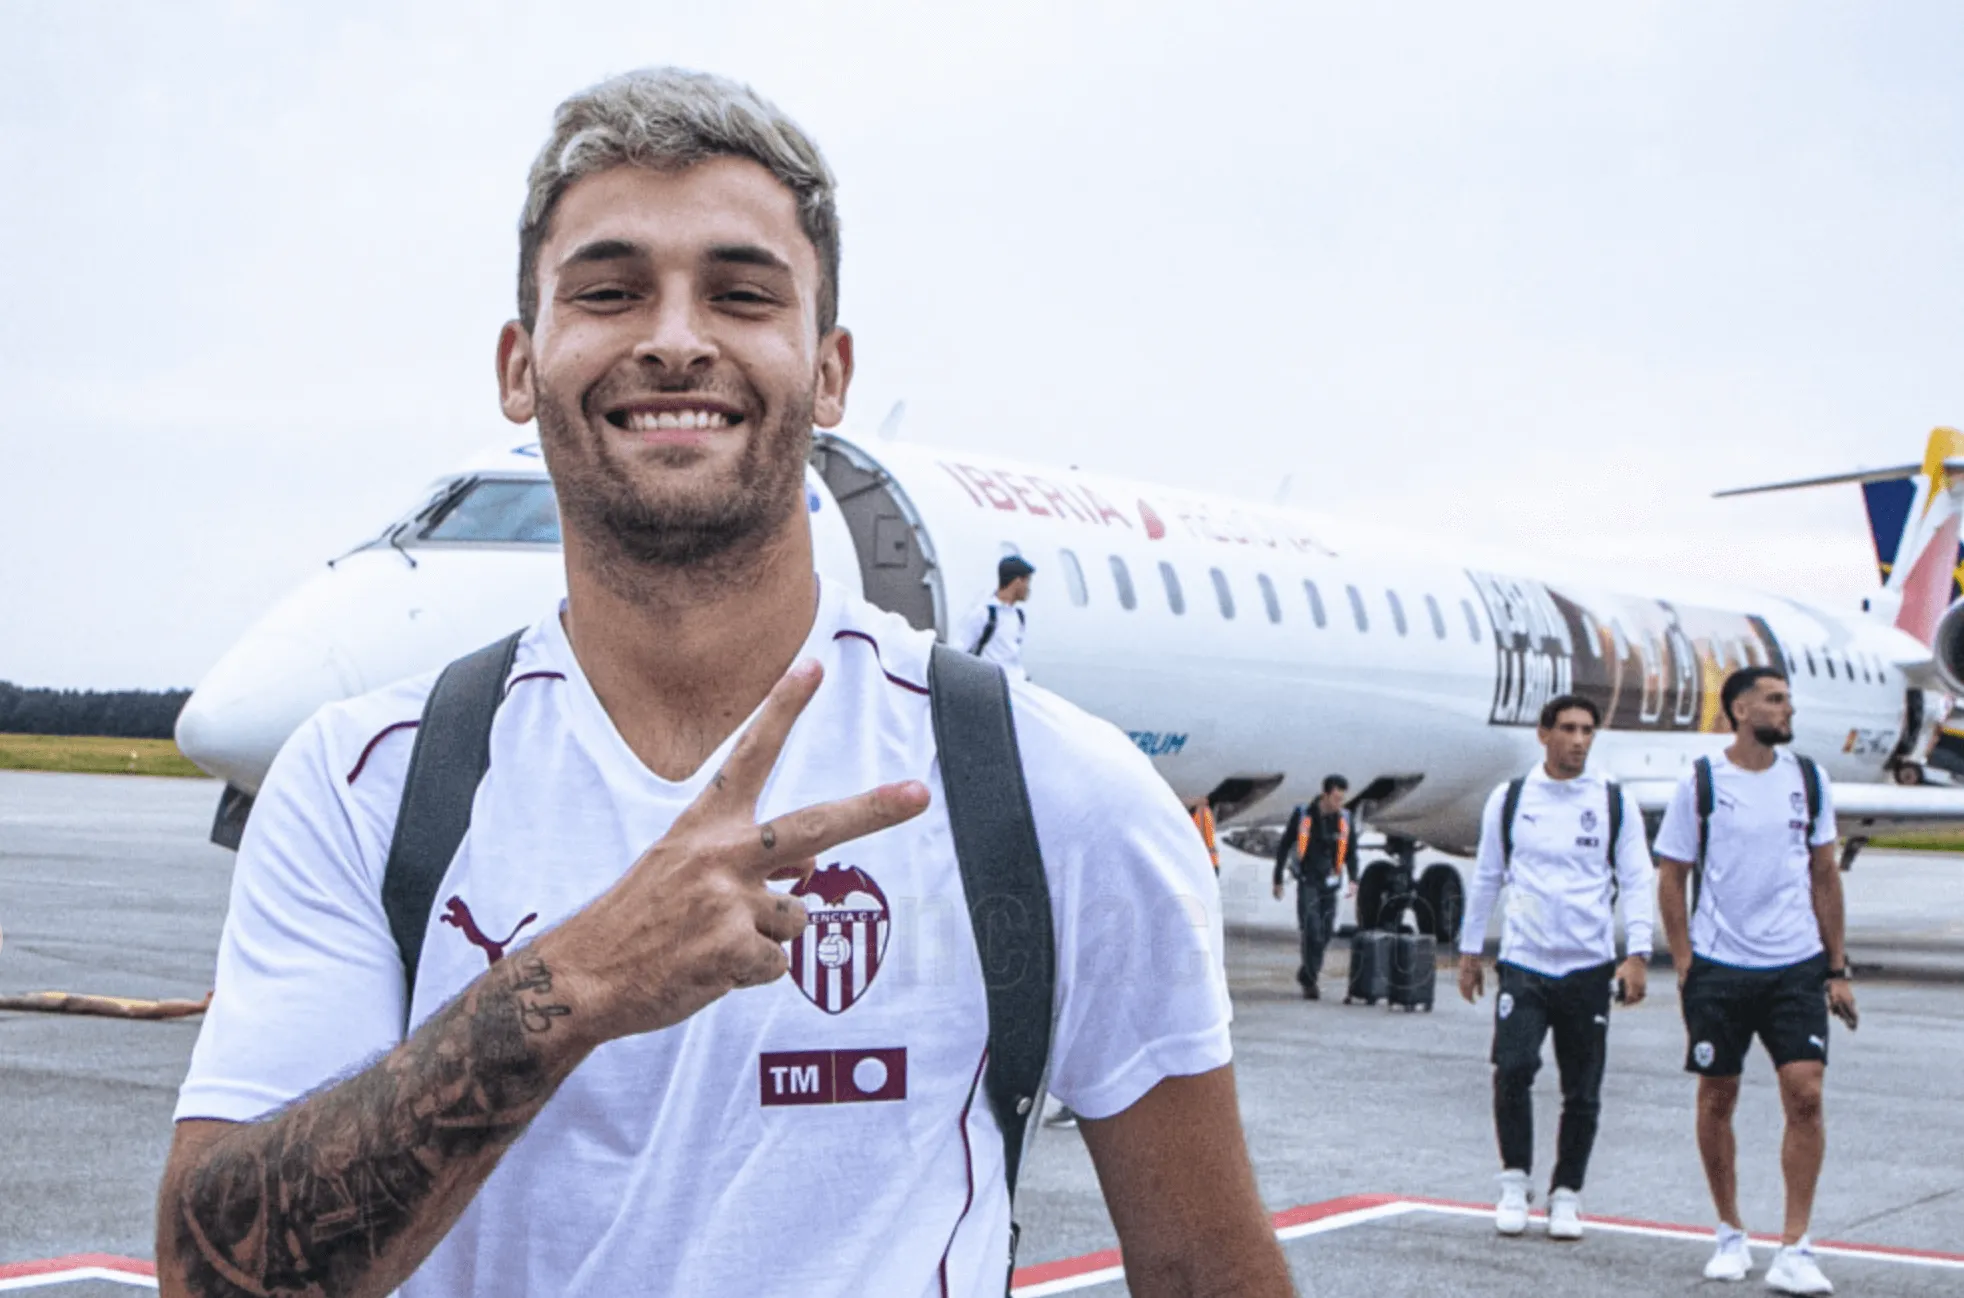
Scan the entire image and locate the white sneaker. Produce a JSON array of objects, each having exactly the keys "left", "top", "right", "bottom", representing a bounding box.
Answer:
[
  {"left": 1547, "top": 1187, "right": 1583, "bottom": 1240},
  {"left": 1764, "top": 1239, "right": 1833, "bottom": 1295},
  {"left": 1704, "top": 1225, "right": 1754, "bottom": 1281},
  {"left": 1494, "top": 1170, "right": 1531, "bottom": 1236}
]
